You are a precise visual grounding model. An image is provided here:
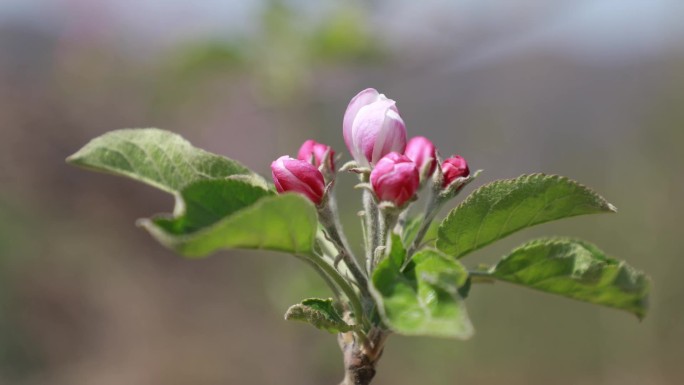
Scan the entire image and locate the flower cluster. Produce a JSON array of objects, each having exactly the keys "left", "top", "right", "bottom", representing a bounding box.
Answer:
[{"left": 271, "top": 88, "right": 470, "bottom": 207}]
